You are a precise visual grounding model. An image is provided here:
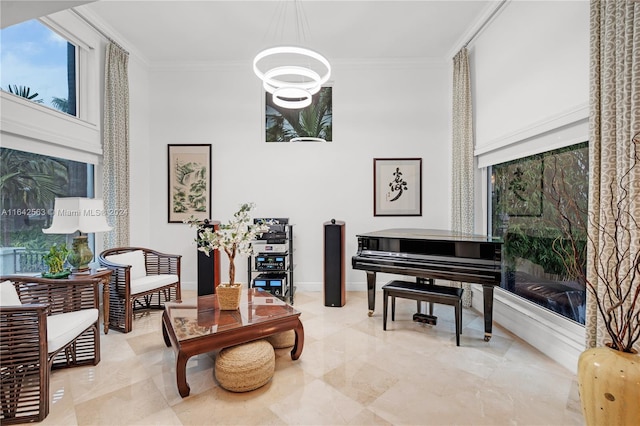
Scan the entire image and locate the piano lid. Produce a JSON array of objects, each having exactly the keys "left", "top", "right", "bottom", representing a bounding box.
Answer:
[{"left": 355, "top": 228, "right": 502, "bottom": 243}]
